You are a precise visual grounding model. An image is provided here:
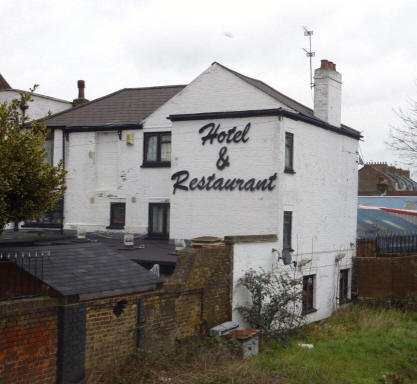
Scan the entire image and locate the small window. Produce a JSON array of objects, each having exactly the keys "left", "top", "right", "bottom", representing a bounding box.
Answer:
[
  {"left": 142, "top": 132, "right": 171, "bottom": 167},
  {"left": 283, "top": 211, "right": 292, "bottom": 250},
  {"left": 339, "top": 269, "right": 350, "bottom": 305},
  {"left": 109, "top": 203, "right": 125, "bottom": 229},
  {"left": 148, "top": 203, "right": 170, "bottom": 238},
  {"left": 303, "top": 275, "right": 316, "bottom": 314},
  {"left": 284, "top": 132, "right": 294, "bottom": 173}
]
